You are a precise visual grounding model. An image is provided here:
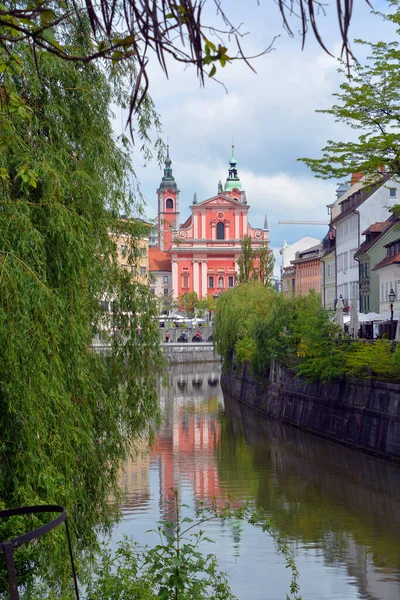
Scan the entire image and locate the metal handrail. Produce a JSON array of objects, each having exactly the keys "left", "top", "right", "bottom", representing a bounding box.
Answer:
[{"left": 0, "top": 505, "right": 80, "bottom": 600}]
